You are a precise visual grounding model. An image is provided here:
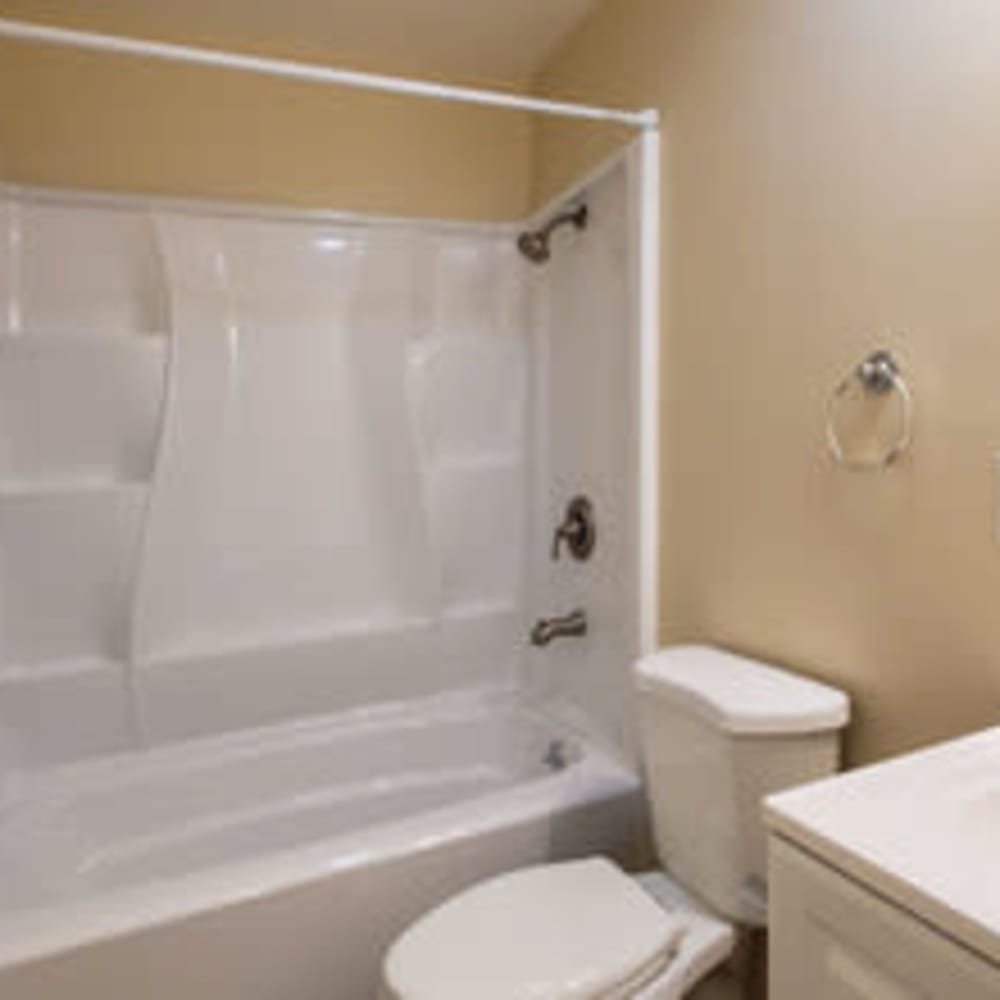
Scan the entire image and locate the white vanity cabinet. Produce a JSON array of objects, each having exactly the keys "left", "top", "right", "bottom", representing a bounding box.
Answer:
[
  {"left": 765, "top": 726, "right": 1000, "bottom": 1000},
  {"left": 768, "top": 837, "right": 1000, "bottom": 999}
]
